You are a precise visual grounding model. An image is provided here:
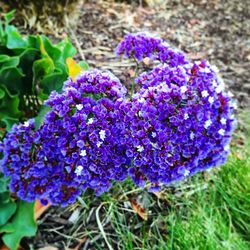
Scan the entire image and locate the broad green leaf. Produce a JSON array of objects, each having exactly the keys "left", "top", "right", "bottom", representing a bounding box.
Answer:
[
  {"left": 0, "top": 201, "right": 17, "bottom": 226},
  {"left": 40, "top": 69, "right": 67, "bottom": 94},
  {"left": 0, "top": 85, "right": 21, "bottom": 130},
  {"left": 4, "top": 10, "right": 16, "bottom": 26},
  {"left": 57, "top": 38, "right": 77, "bottom": 62},
  {"left": 0, "top": 192, "right": 10, "bottom": 203},
  {"left": 0, "top": 56, "right": 19, "bottom": 68},
  {"left": 0, "top": 66, "right": 24, "bottom": 94},
  {"left": 0, "top": 174, "right": 9, "bottom": 193},
  {"left": 79, "top": 60, "right": 89, "bottom": 70},
  {"left": 0, "top": 222, "right": 15, "bottom": 234},
  {"left": 19, "top": 48, "right": 39, "bottom": 94},
  {"left": 2, "top": 200, "right": 37, "bottom": 250},
  {"left": 5, "top": 25, "right": 27, "bottom": 49},
  {"left": 40, "top": 35, "right": 61, "bottom": 62},
  {"left": 32, "top": 57, "right": 54, "bottom": 90},
  {"left": 0, "top": 55, "right": 9, "bottom": 63},
  {"left": 0, "top": 87, "right": 5, "bottom": 99},
  {"left": 35, "top": 105, "right": 51, "bottom": 130}
]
